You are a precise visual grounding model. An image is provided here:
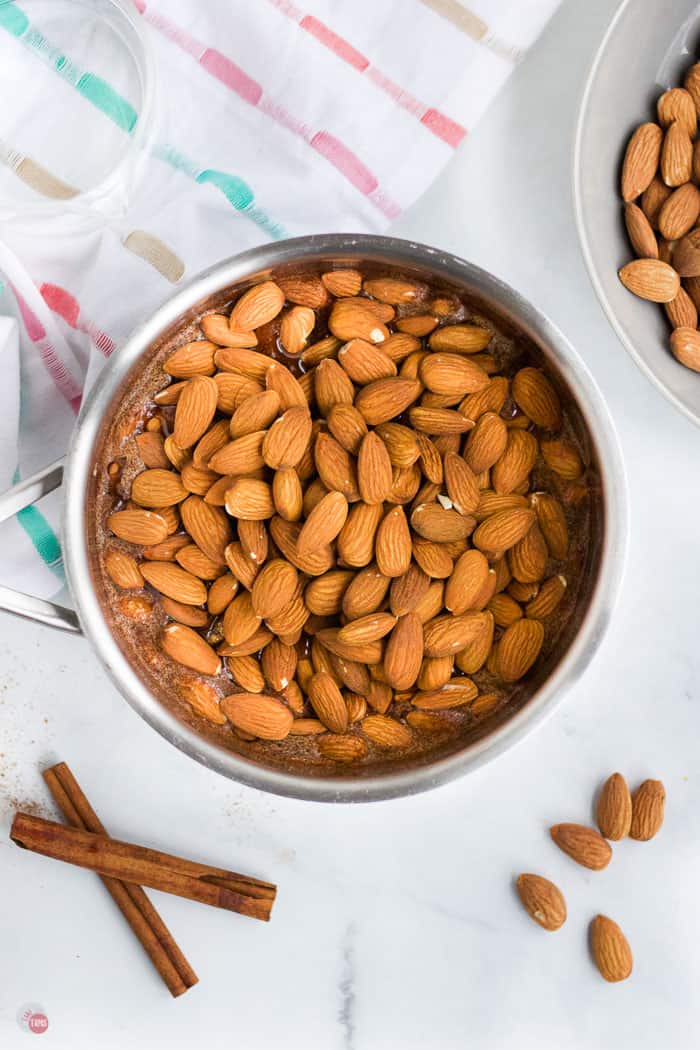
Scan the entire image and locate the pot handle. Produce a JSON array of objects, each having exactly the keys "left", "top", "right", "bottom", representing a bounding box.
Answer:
[{"left": 0, "top": 459, "right": 81, "bottom": 633}]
